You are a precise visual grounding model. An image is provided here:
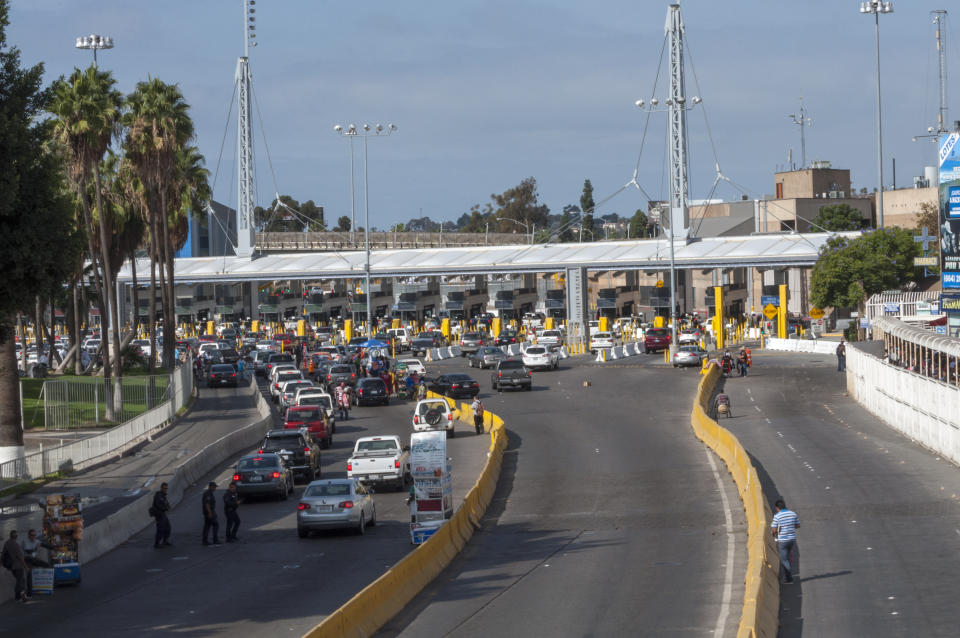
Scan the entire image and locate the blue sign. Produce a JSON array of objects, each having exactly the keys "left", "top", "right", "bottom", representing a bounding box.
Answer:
[
  {"left": 761, "top": 295, "right": 779, "bottom": 307},
  {"left": 860, "top": 318, "right": 870, "bottom": 329},
  {"left": 951, "top": 186, "right": 960, "bottom": 219},
  {"left": 939, "top": 132, "right": 960, "bottom": 288},
  {"left": 883, "top": 302, "right": 900, "bottom": 313}
]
